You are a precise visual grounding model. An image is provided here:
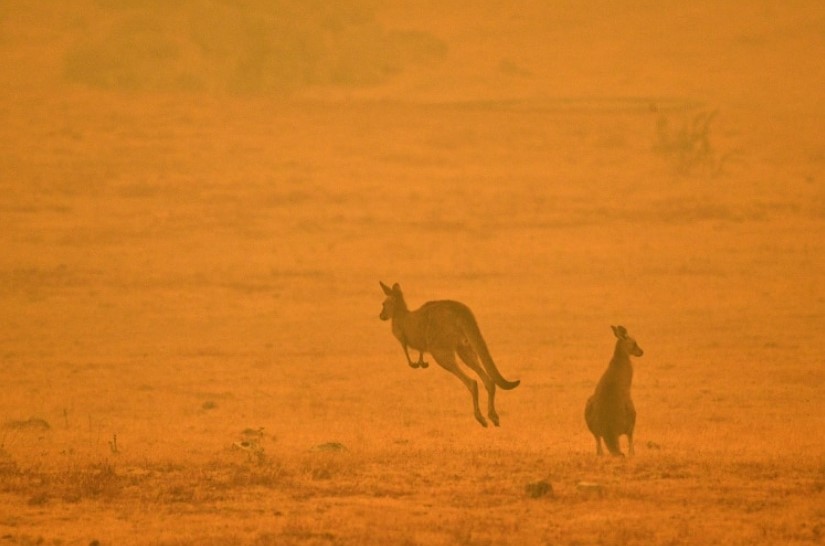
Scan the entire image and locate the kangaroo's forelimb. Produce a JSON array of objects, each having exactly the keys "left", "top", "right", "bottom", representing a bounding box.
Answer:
[{"left": 401, "top": 341, "right": 428, "bottom": 369}]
